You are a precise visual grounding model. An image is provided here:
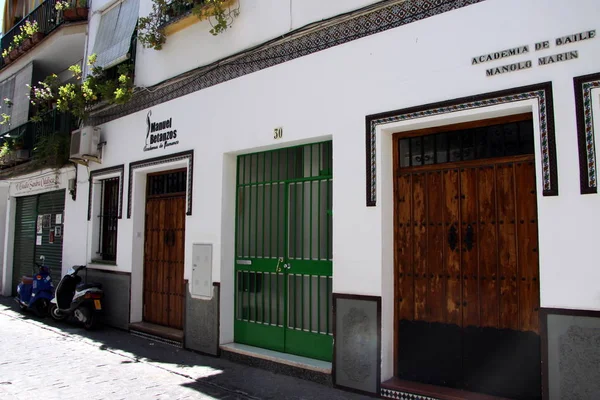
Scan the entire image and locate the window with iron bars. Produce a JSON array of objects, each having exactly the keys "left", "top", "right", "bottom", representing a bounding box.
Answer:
[{"left": 97, "top": 177, "right": 119, "bottom": 262}]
